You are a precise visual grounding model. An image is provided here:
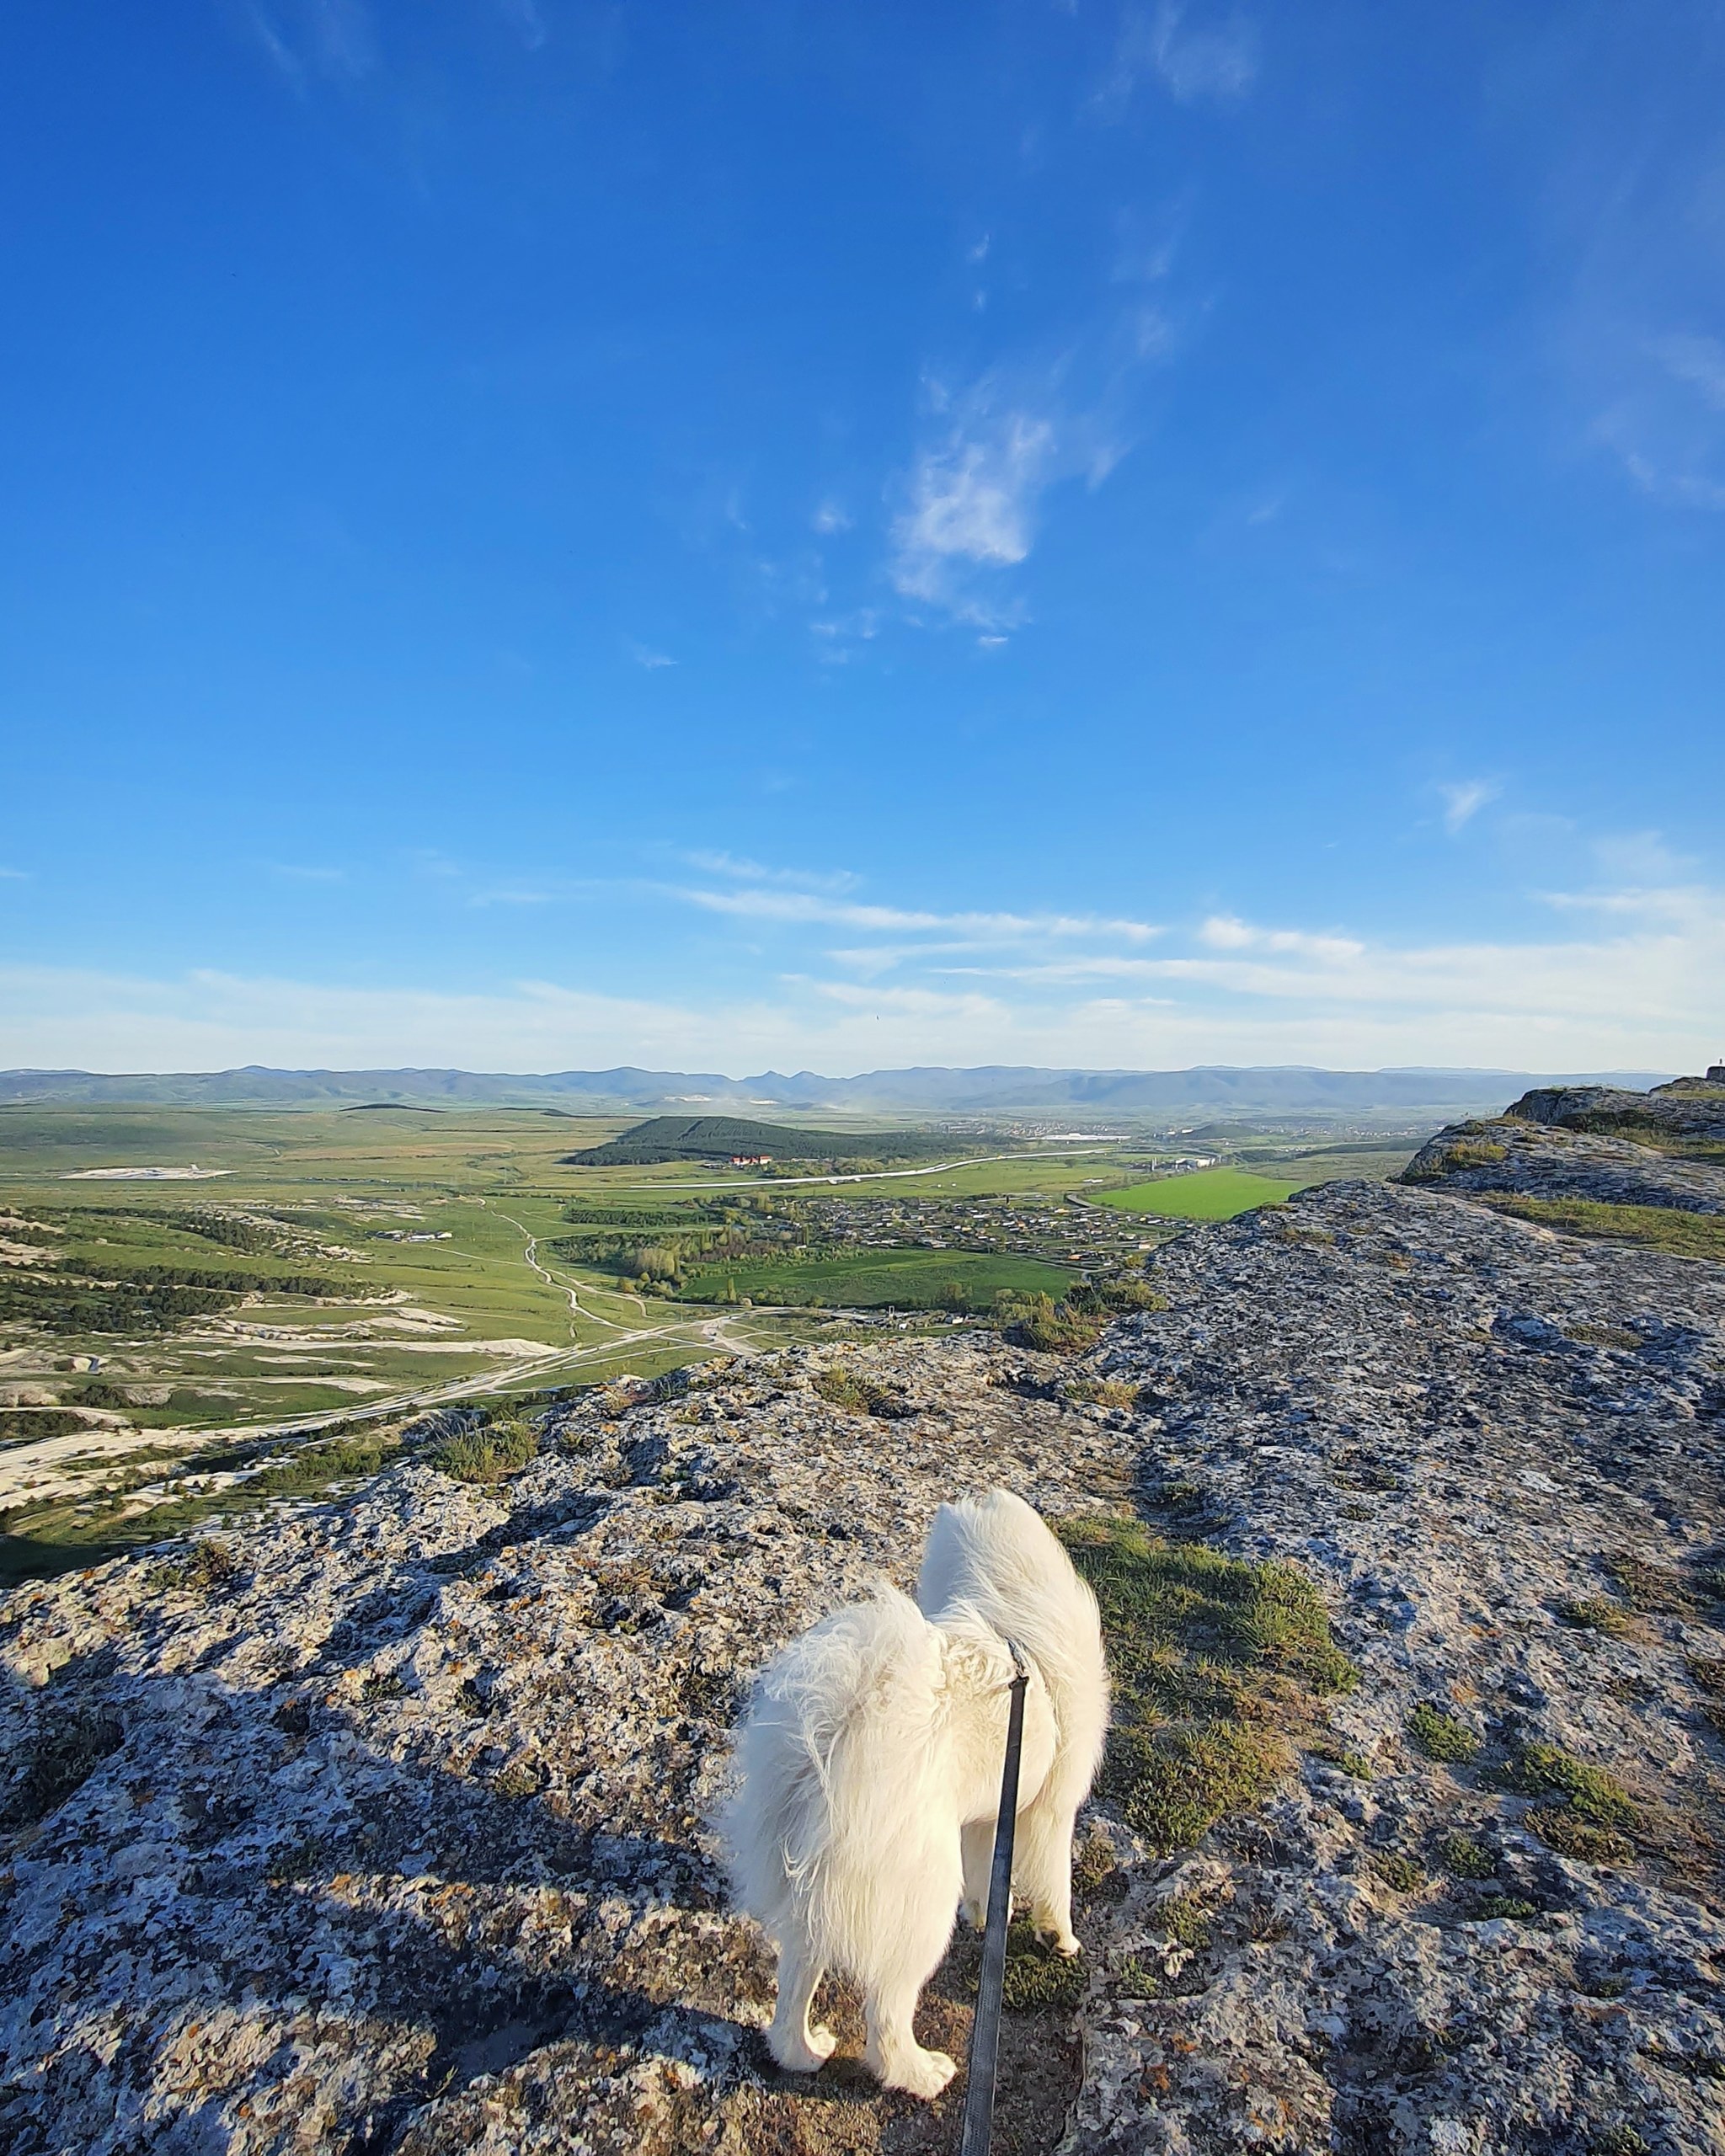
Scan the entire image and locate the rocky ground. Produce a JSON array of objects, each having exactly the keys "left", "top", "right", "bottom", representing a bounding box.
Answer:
[
  {"left": 2, "top": 1091, "right": 1723, "bottom": 2155},
  {"left": 1403, "top": 1081, "right": 1725, "bottom": 1214}
]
